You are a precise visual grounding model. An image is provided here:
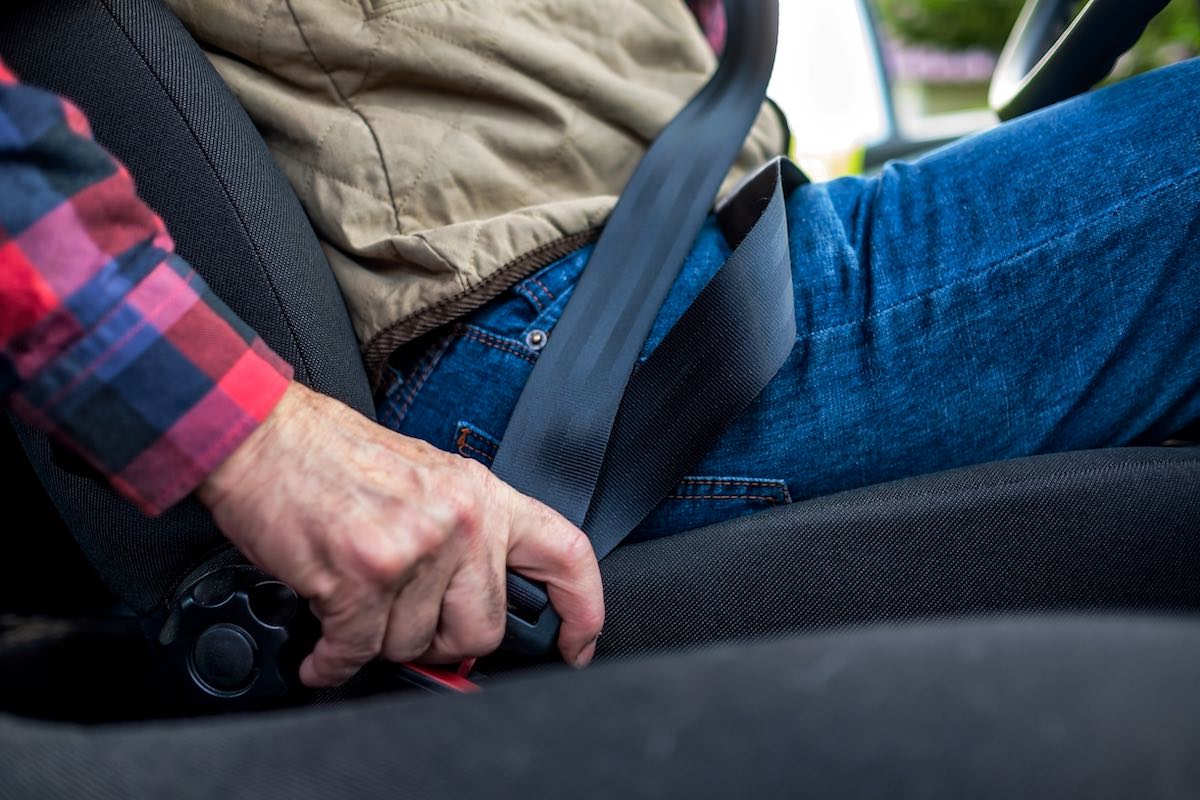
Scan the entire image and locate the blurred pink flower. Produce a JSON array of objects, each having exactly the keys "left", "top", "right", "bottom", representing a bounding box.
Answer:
[{"left": 883, "top": 38, "right": 997, "bottom": 83}]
